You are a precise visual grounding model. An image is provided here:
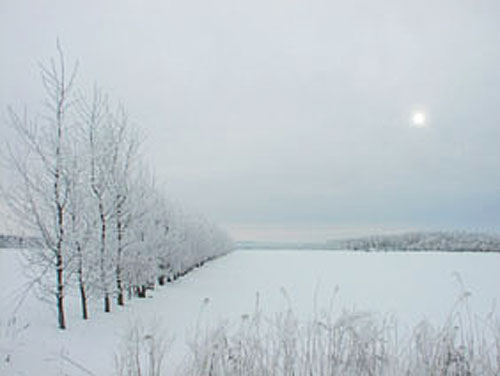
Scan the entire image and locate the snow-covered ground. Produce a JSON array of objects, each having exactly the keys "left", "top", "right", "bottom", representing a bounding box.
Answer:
[{"left": 1, "top": 248, "right": 499, "bottom": 375}]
